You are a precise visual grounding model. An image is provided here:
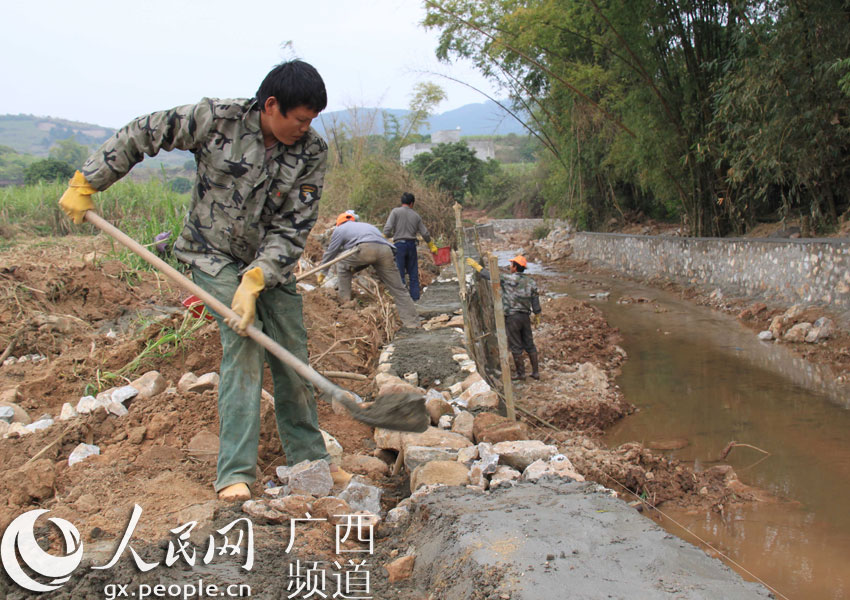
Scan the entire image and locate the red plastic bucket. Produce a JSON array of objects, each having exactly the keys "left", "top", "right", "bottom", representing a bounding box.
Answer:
[
  {"left": 182, "top": 295, "right": 215, "bottom": 321},
  {"left": 433, "top": 246, "right": 451, "bottom": 266}
]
